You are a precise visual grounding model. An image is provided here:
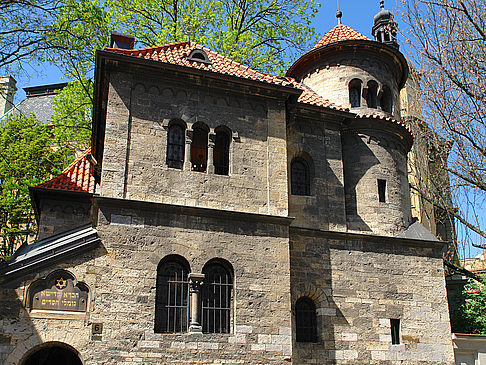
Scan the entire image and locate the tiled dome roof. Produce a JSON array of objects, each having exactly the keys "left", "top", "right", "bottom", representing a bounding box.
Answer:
[{"left": 313, "top": 24, "right": 369, "bottom": 49}]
